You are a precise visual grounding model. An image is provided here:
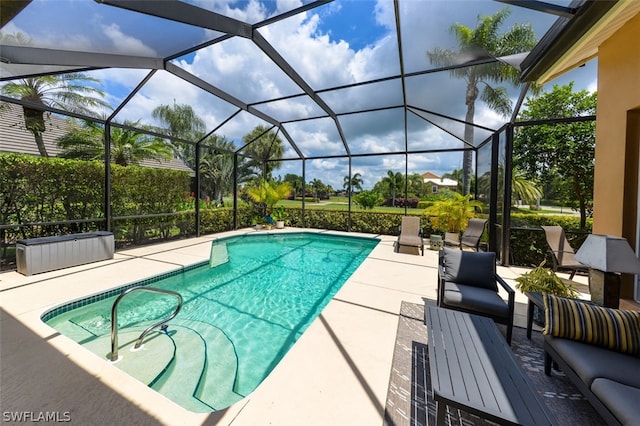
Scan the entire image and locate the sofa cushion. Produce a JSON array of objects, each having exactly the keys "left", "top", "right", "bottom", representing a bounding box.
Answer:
[
  {"left": 591, "top": 378, "right": 640, "bottom": 425},
  {"left": 442, "top": 282, "right": 509, "bottom": 318},
  {"left": 544, "top": 335, "right": 640, "bottom": 388},
  {"left": 442, "top": 248, "right": 497, "bottom": 291},
  {"left": 543, "top": 294, "right": 640, "bottom": 356}
]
